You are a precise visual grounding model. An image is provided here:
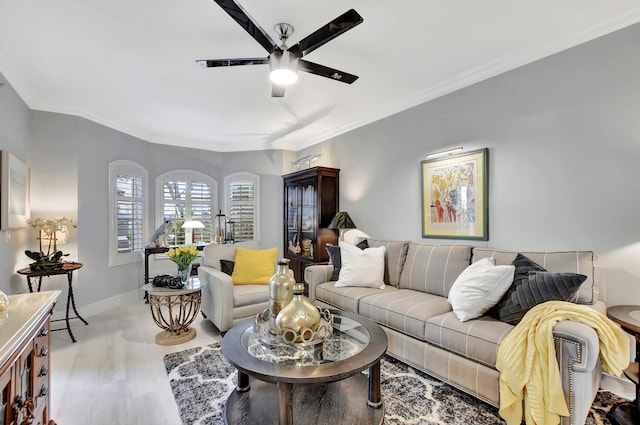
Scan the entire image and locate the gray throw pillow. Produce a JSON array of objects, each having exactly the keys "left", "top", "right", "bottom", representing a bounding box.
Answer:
[
  {"left": 492, "top": 254, "right": 586, "bottom": 325},
  {"left": 326, "top": 245, "right": 342, "bottom": 281},
  {"left": 220, "top": 259, "right": 235, "bottom": 276}
]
